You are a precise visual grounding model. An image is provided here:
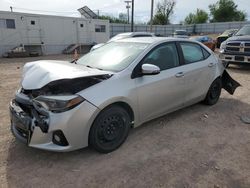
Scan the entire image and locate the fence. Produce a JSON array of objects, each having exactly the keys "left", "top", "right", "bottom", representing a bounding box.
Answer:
[{"left": 110, "top": 21, "right": 250, "bottom": 37}]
